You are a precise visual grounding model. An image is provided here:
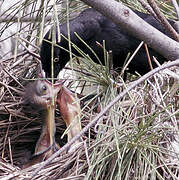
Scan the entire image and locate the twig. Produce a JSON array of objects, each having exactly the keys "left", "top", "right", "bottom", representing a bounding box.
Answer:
[
  {"left": 79, "top": 0, "right": 179, "bottom": 60},
  {"left": 137, "top": 0, "right": 158, "bottom": 20},
  {"left": 31, "top": 59, "right": 179, "bottom": 178},
  {"left": 18, "top": 39, "right": 41, "bottom": 61},
  {"left": 26, "top": 51, "right": 41, "bottom": 62},
  {"left": 0, "top": 81, "right": 23, "bottom": 95},
  {"left": 108, "top": 50, "right": 113, "bottom": 70},
  {"left": 19, "top": 37, "right": 40, "bottom": 50},
  {"left": 10, "top": 54, "right": 30, "bottom": 69},
  {"left": 8, "top": 137, "right": 13, "bottom": 165},
  {"left": 171, "top": 0, "right": 179, "bottom": 19},
  {"left": 83, "top": 140, "right": 90, "bottom": 167},
  {"left": 144, "top": 43, "right": 153, "bottom": 70},
  {"left": 120, "top": 41, "right": 144, "bottom": 76},
  {"left": 1, "top": 67, "right": 24, "bottom": 88},
  {"left": 147, "top": 0, "right": 179, "bottom": 42},
  {"left": 1, "top": 51, "right": 28, "bottom": 62},
  {"left": 64, "top": 66, "right": 96, "bottom": 78},
  {"left": 0, "top": 16, "right": 52, "bottom": 23},
  {"left": 1, "top": 115, "right": 11, "bottom": 159}
]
